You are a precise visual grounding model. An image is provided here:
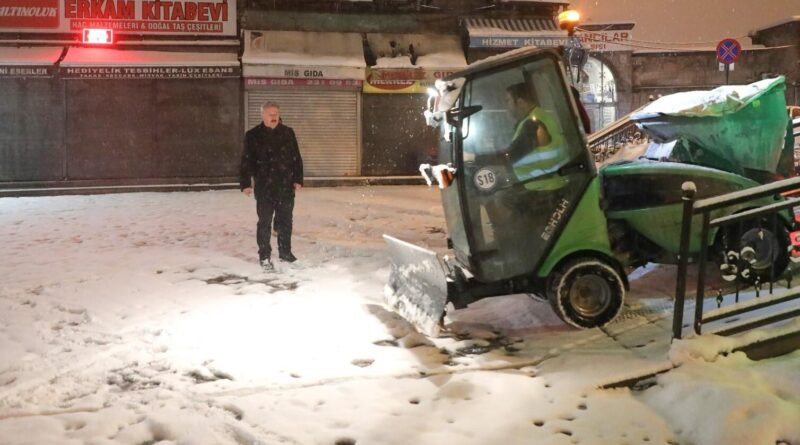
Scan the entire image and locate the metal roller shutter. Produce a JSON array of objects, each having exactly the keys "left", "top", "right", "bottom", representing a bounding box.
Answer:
[{"left": 246, "top": 90, "right": 361, "bottom": 176}]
